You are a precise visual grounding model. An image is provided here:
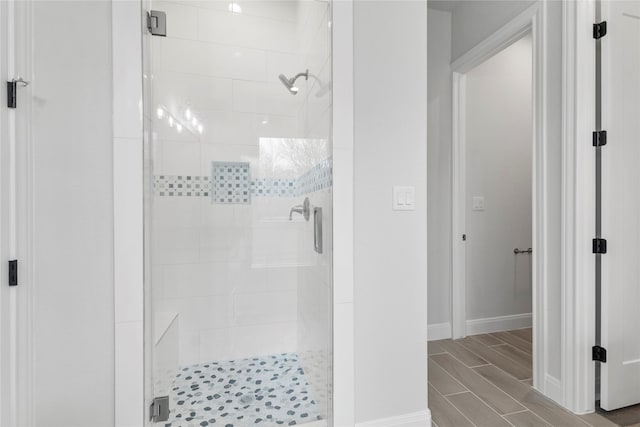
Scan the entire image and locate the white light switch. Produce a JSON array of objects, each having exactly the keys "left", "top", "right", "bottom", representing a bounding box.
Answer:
[
  {"left": 398, "top": 192, "right": 406, "bottom": 205},
  {"left": 472, "top": 196, "right": 485, "bottom": 211},
  {"left": 393, "top": 186, "right": 415, "bottom": 211}
]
